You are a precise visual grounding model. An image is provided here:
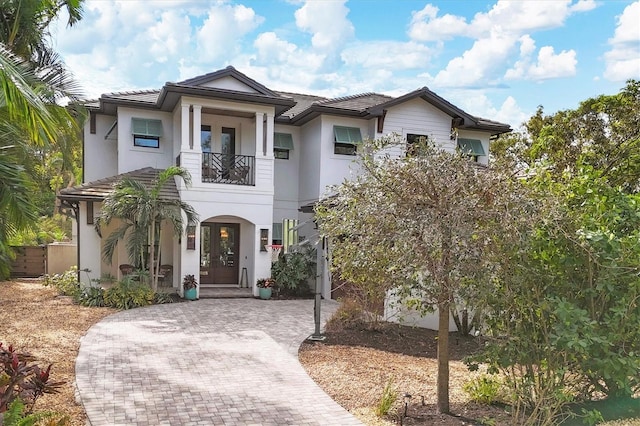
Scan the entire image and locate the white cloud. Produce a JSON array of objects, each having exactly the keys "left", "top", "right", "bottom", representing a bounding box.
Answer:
[
  {"left": 408, "top": 0, "right": 591, "bottom": 88},
  {"left": 408, "top": 4, "right": 468, "bottom": 41},
  {"left": 604, "top": 1, "right": 640, "bottom": 81},
  {"left": 340, "top": 41, "right": 434, "bottom": 69},
  {"left": 294, "top": 0, "right": 354, "bottom": 52},
  {"left": 448, "top": 91, "right": 528, "bottom": 128},
  {"left": 196, "top": 4, "right": 264, "bottom": 62},
  {"left": 506, "top": 37, "right": 577, "bottom": 81},
  {"left": 433, "top": 30, "right": 516, "bottom": 88}
]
